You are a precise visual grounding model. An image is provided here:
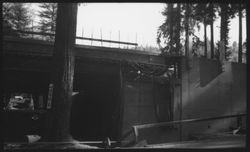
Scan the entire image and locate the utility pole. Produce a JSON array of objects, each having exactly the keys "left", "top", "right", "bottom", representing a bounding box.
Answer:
[{"left": 44, "top": 3, "right": 78, "bottom": 142}]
